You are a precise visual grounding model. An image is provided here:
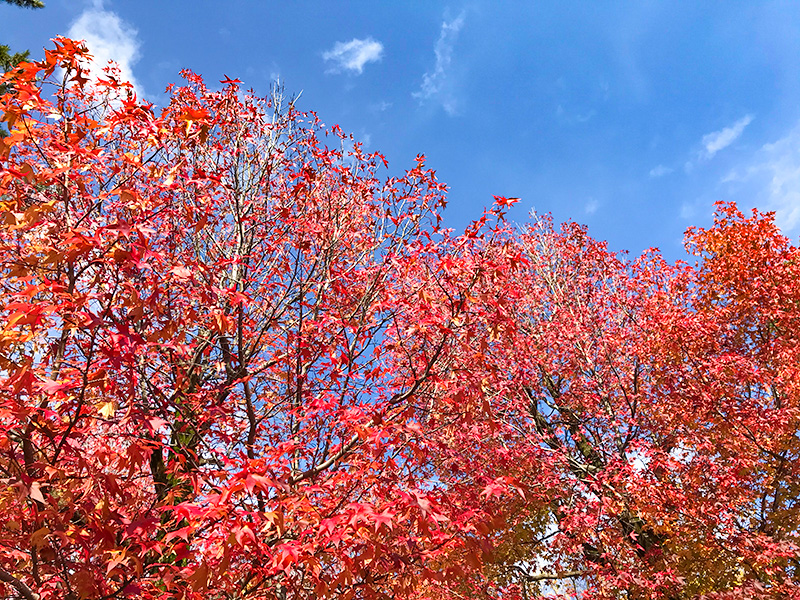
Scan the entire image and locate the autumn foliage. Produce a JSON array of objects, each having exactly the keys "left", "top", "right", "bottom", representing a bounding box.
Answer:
[{"left": 0, "top": 39, "right": 798, "bottom": 600}]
